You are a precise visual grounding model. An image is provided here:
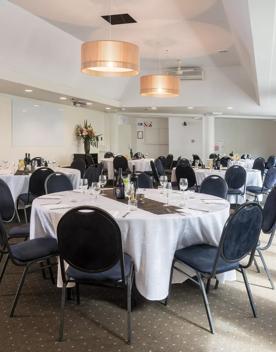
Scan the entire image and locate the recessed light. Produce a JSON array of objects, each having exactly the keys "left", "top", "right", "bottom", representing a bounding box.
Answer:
[
  {"left": 33, "top": 104, "right": 39, "bottom": 107},
  {"left": 24, "top": 89, "right": 33, "bottom": 93},
  {"left": 59, "top": 96, "right": 67, "bottom": 101},
  {"left": 86, "top": 102, "right": 93, "bottom": 106},
  {"left": 227, "top": 106, "right": 233, "bottom": 110},
  {"left": 187, "top": 106, "right": 194, "bottom": 110},
  {"left": 213, "top": 112, "right": 223, "bottom": 115},
  {"left": 105, "top": 107, "right": 111, "bottom": 110}
]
